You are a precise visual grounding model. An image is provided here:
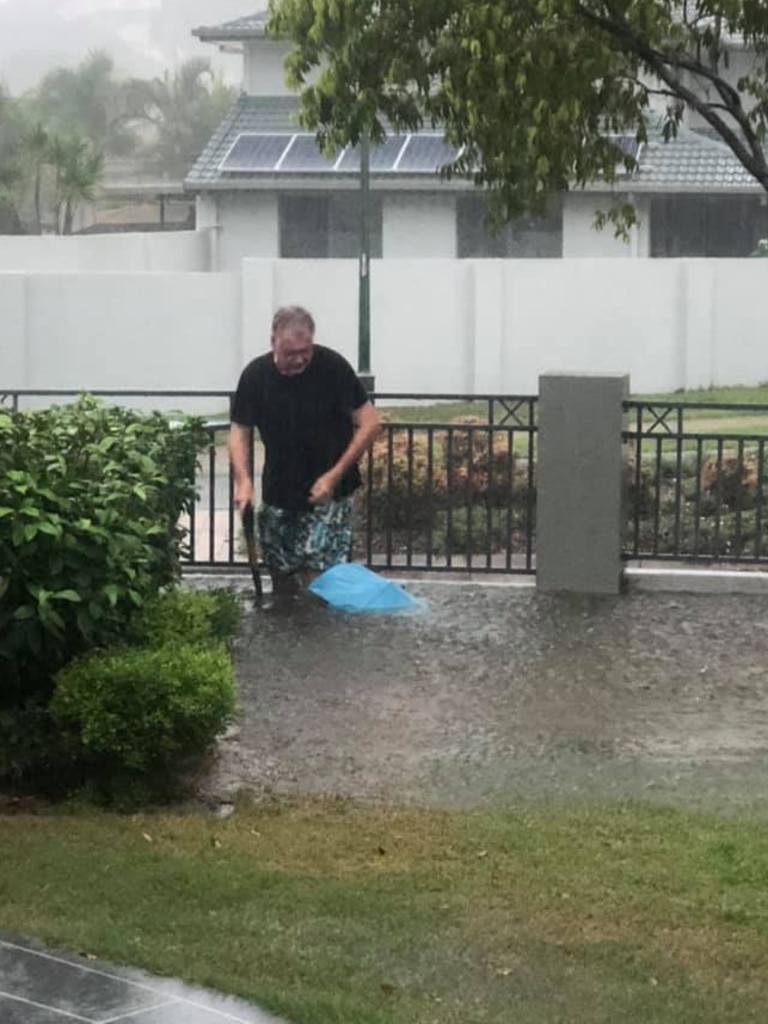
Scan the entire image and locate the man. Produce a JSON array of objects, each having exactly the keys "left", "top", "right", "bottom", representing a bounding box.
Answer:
[{"left": 229, "top": 305, "right": 381, "bottom": 600}]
